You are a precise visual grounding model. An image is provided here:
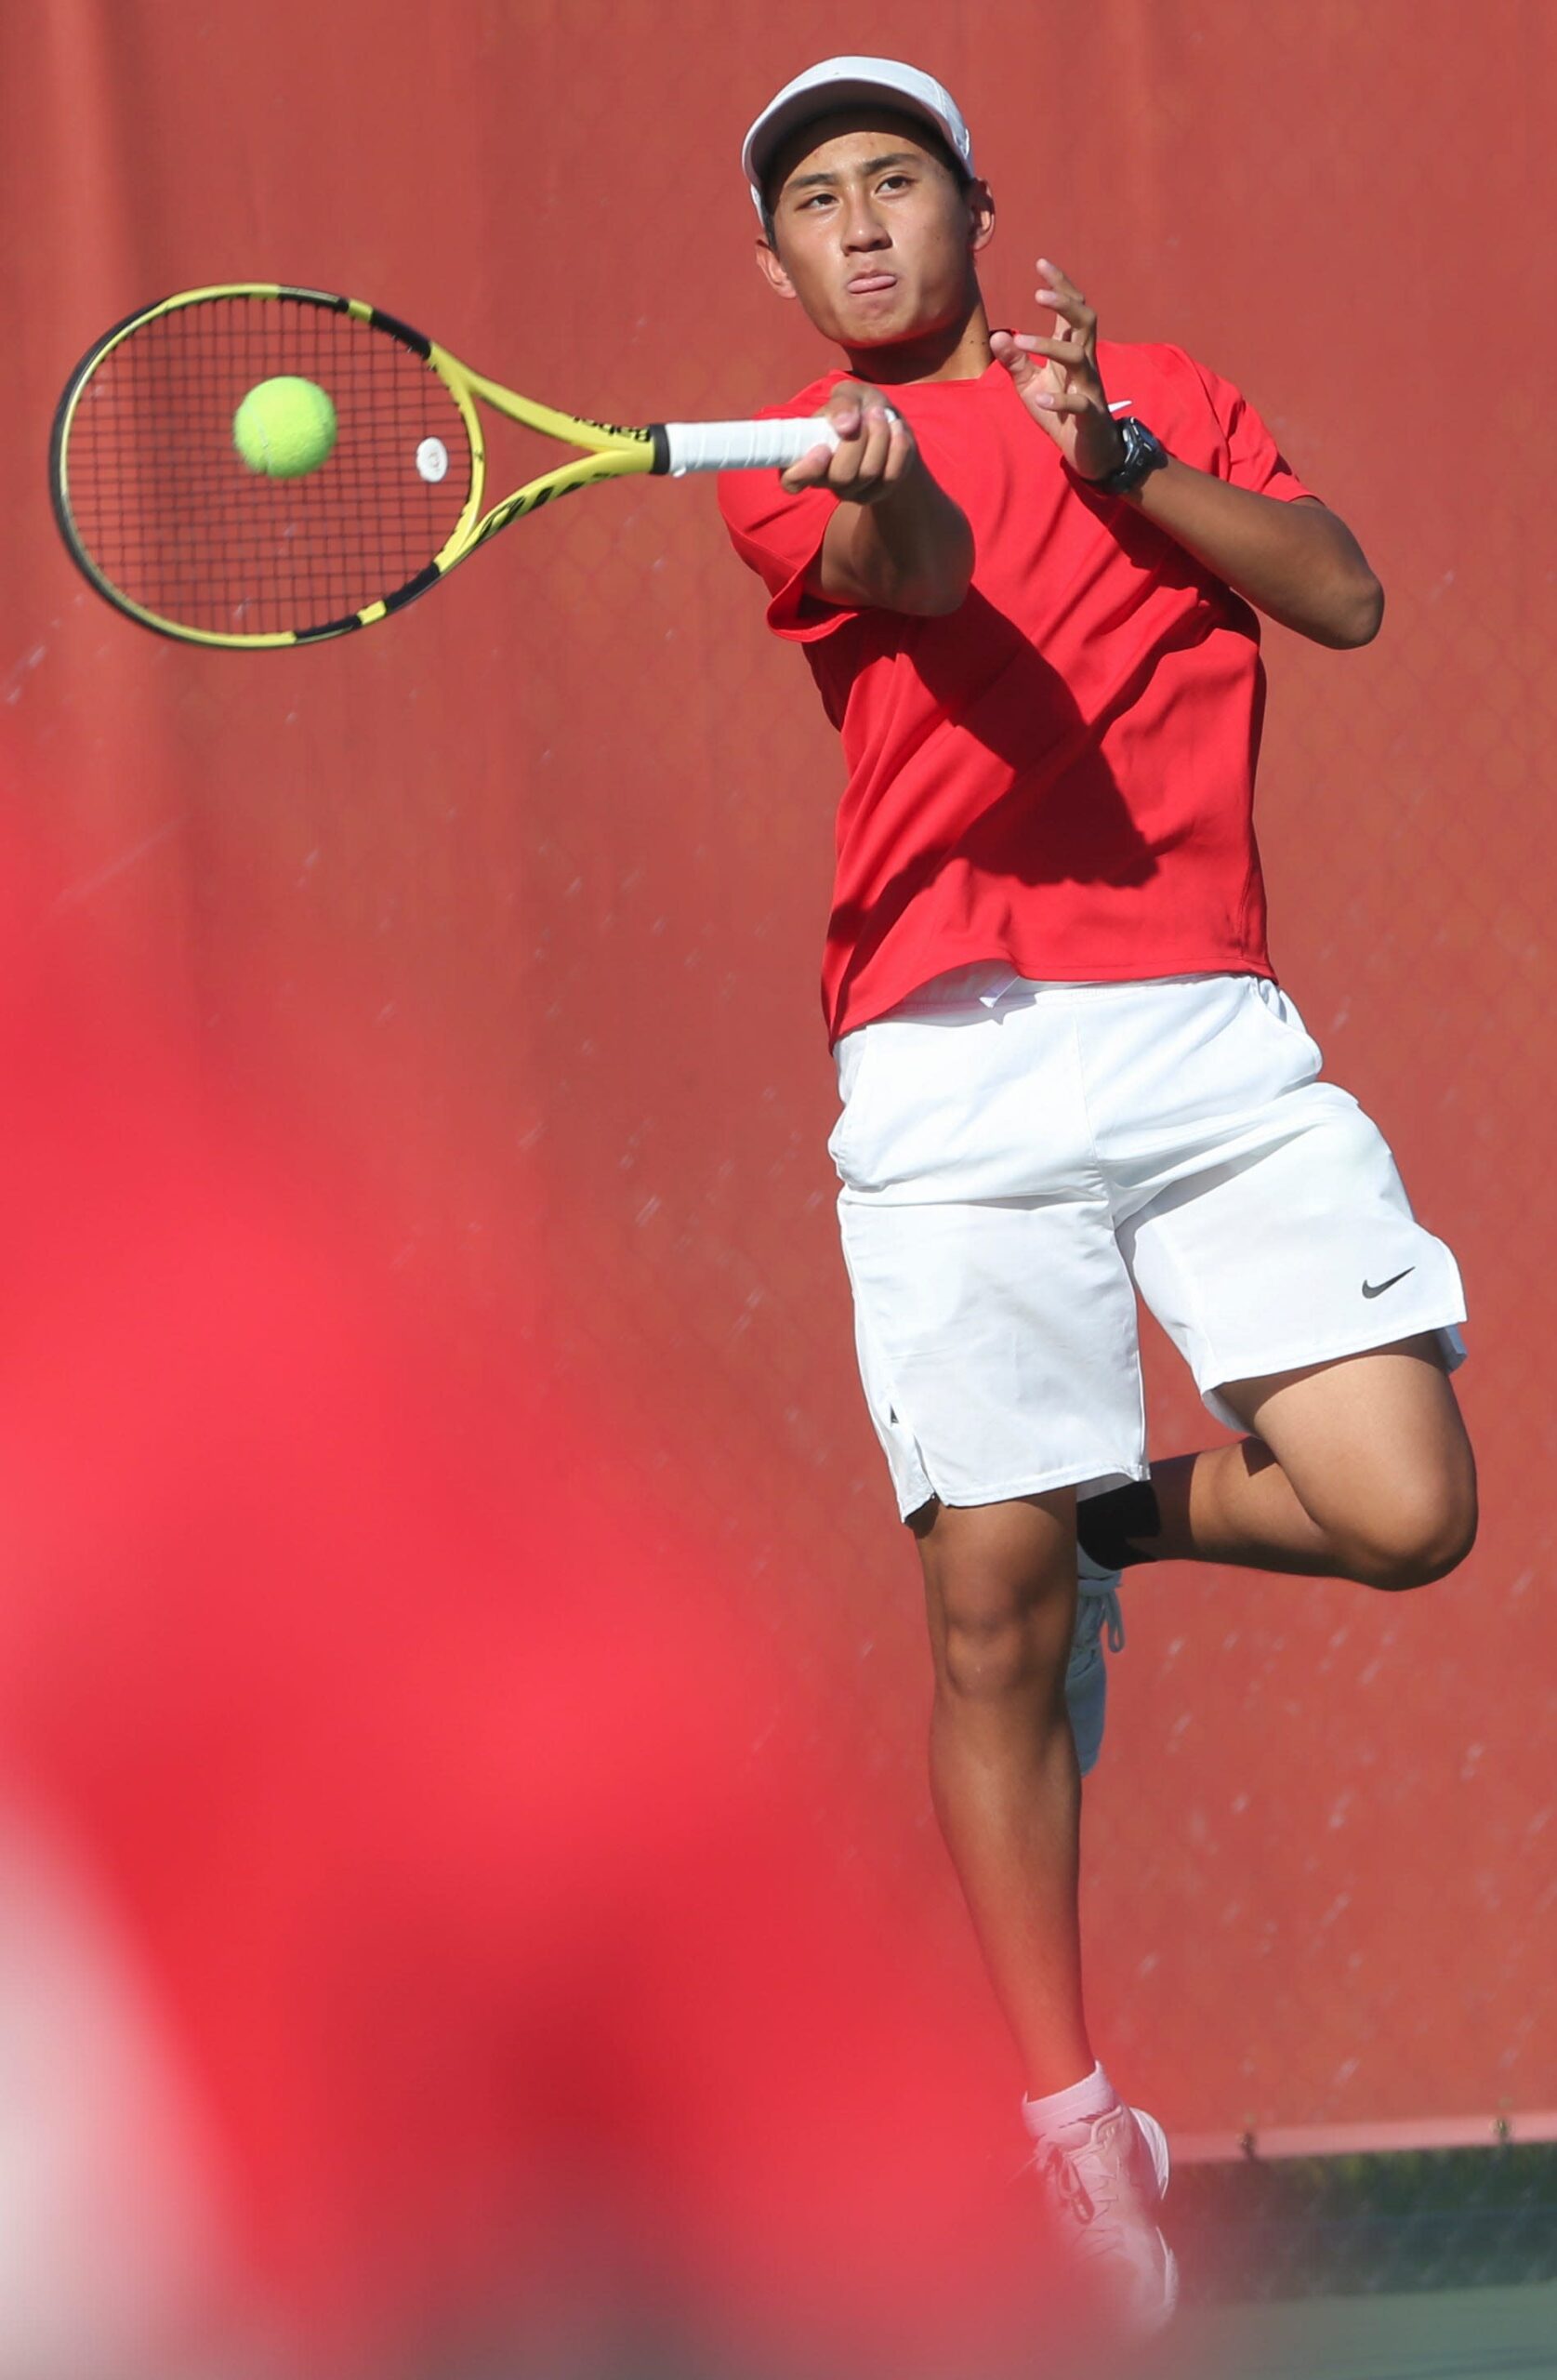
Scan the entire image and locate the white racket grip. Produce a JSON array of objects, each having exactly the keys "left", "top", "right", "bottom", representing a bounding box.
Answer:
[{"left": 658, "top": 416, "right": 842, "bottom": 476}]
